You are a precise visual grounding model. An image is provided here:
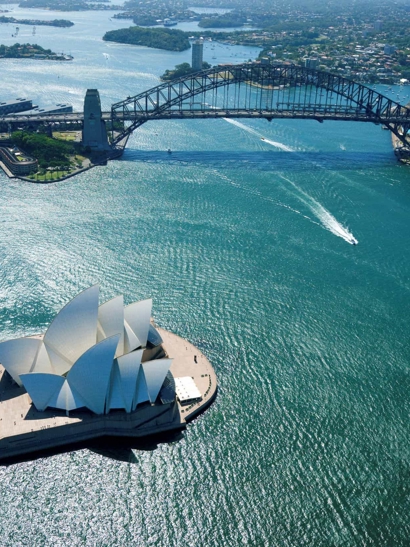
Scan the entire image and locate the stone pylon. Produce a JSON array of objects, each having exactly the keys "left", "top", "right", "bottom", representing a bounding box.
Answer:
[{"left": 82, "top": 89, "right": 110, "bottom": 150}]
